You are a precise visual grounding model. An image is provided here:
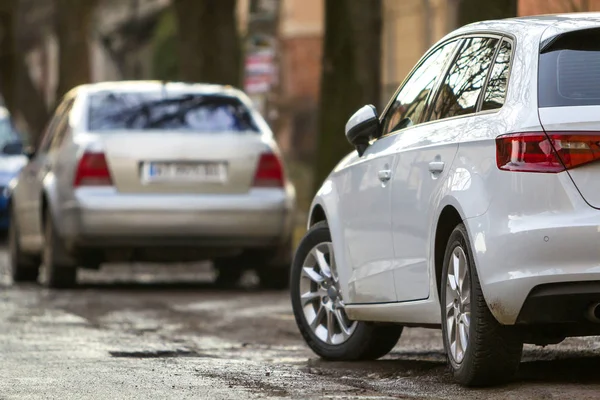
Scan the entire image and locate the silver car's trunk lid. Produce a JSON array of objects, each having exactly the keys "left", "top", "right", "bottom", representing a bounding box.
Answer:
[{"left": 100, "top": 131, "right": 268, "bottom": 194}]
